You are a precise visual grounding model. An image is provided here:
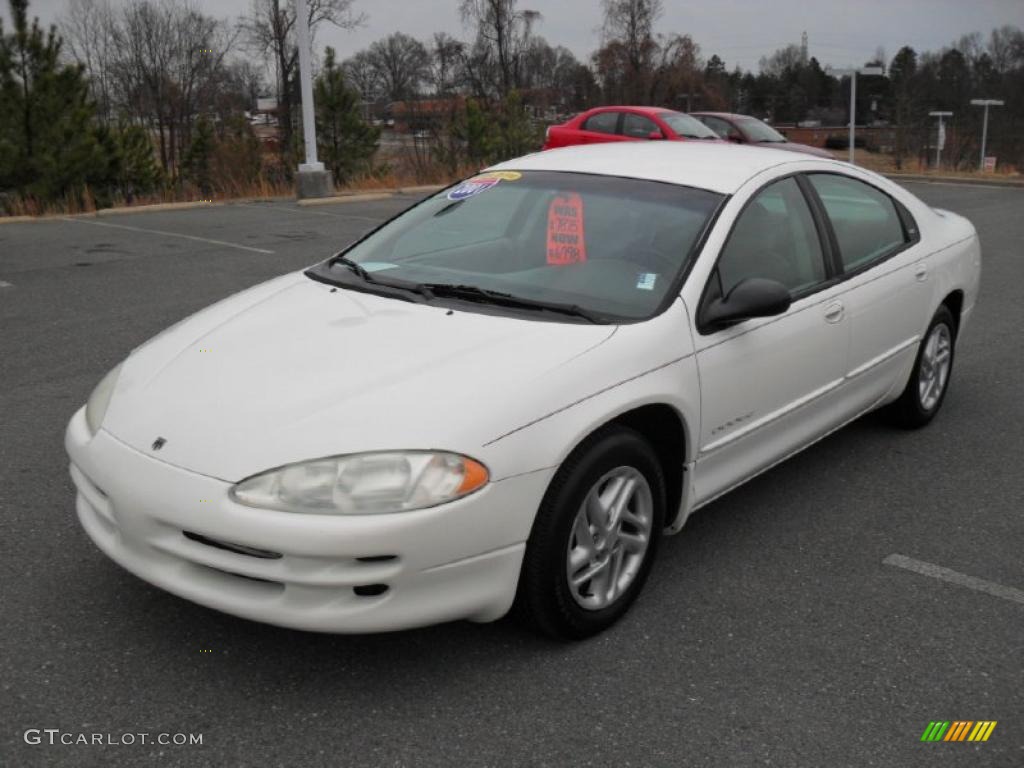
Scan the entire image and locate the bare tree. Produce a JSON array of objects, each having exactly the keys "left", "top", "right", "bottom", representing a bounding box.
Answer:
[
  {"left": 104, "top": 0, "right": 238, "bottom": 175},
  {"left": 367, "top": 32, "right": 430, "bottom": 103},
  {"left": 758, "top": 44, "right": 803, "bottom": 77},
  {"left": 596, "top": 0, "right": 662, "bottom": 101},
  {"left": 459, "top": 0, "right": 540, "bottom": 97},
  {"left": 60, "top": 0, "right": 117, "bottom": 123},
  {"left": 343, "top": 49, "right": 381, "bottom": 102},
  {"left": 241, "top": 0, "right": 364, "bottom": 166},
  {"left": 429, "top": 32, "right": 465, "bottom": 96},
  {"left": 986, "top": 25, "right": 1022, "bottom": 73}
]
